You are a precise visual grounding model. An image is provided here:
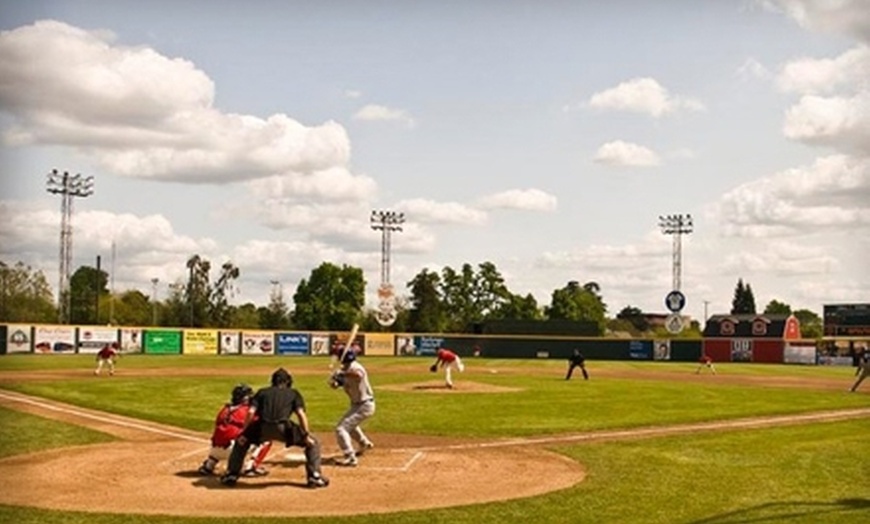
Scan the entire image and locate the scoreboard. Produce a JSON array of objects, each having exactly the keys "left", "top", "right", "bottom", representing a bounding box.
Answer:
[{"left": 824, "top": 303, "right": 870, "bottom": 337}]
